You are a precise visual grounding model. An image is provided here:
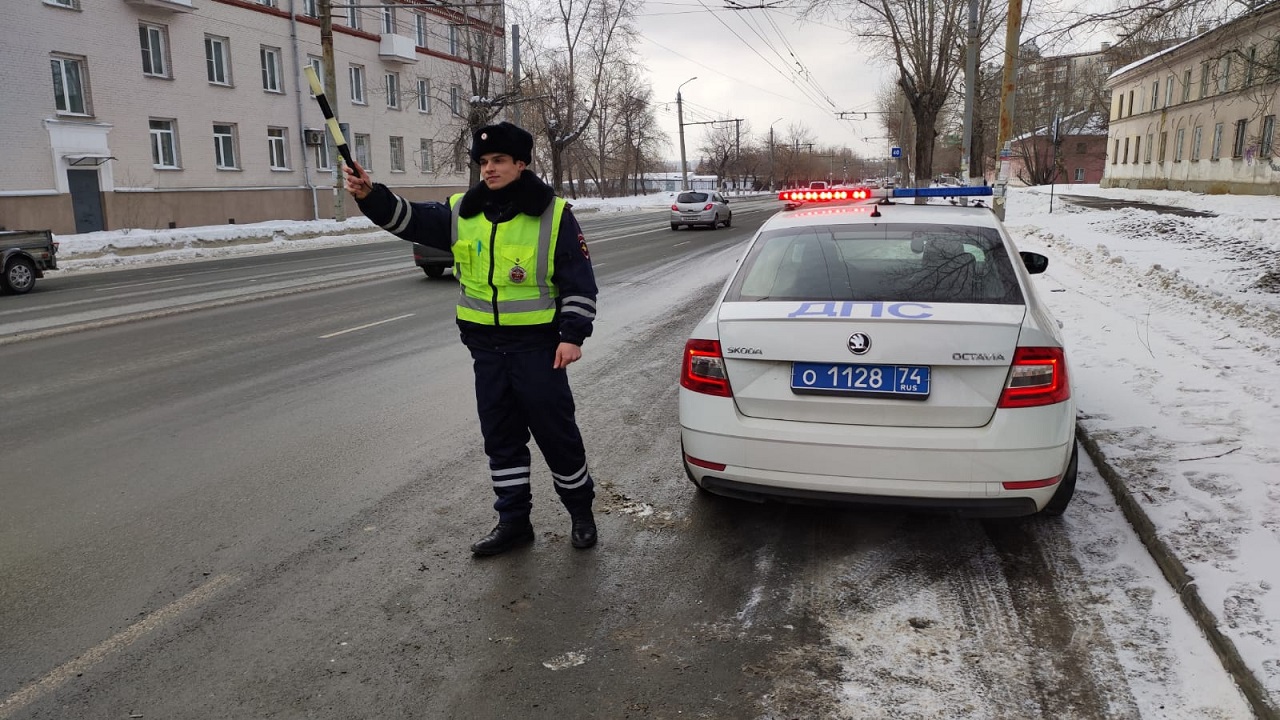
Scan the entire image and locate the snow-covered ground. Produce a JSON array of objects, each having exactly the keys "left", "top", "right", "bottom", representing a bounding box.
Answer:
[{"left": 43, "top": 184, "right": 1280, "bottom": 713}]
